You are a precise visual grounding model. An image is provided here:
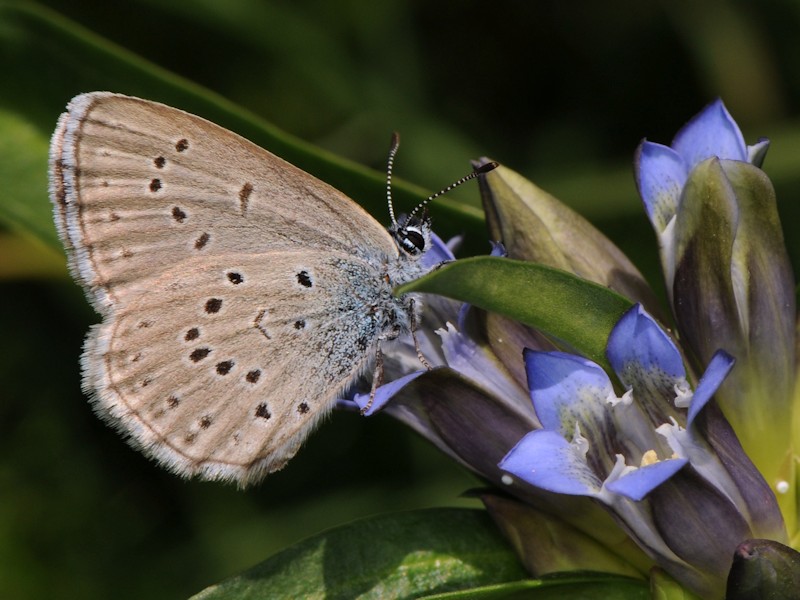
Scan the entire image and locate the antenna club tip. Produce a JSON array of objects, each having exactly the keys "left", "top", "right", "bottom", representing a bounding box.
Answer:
[{"left": 475, "top": 161, "right": 500, "bottom": 174}]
